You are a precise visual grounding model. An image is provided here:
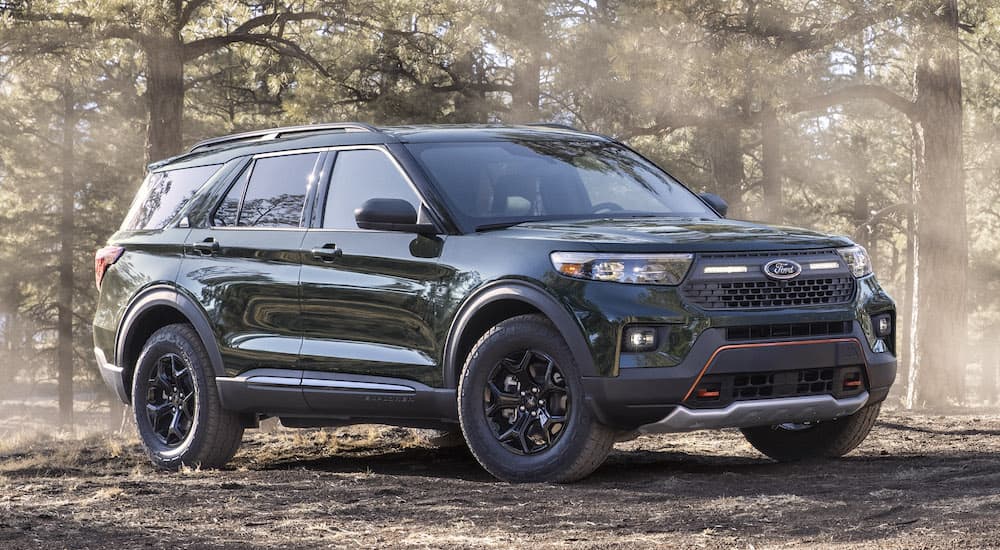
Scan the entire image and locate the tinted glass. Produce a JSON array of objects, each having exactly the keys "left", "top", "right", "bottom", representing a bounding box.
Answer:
[
  {"left": 212, "top": 167, "right": 249, "bottom": 227},
  {"left": 406, "top": 140, "right": 715, "bottom": 229},
  {"left": 235, "top": 153, "right": 319, "bottom": 228},
  {"left": 120, "top": 164, "right": 221, "bottom": 230},
  {"left": 323, "top": 149, "right": 420, "bottom": 229}
]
